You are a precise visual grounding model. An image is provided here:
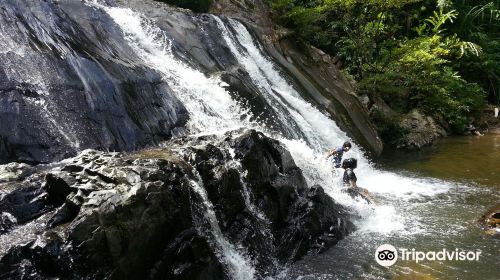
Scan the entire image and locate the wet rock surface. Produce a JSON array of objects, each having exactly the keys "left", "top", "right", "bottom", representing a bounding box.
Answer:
[
  {"left": 0, "top": 149, "right": 219, "bottom": 279},
  {"left": 0, "top": 0, "right": 188, "bottom": 164},
  {"left": 0, "top": 130, "right": 353, "bottom": 279},
  {"left": 173, "top": 130, "right": 353, "bottom": 267},
  {"left": 480, "top": 204, "right": 500, "bottom": 237},
  {"left": 210, "top": 0, "right": 383, "bottom": 155},
  {"left": 0, "top": 0, "right": 382, "bottom": 164},
  {"left": 397, "top": 110, "right": 448, "bottom": 150}
]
